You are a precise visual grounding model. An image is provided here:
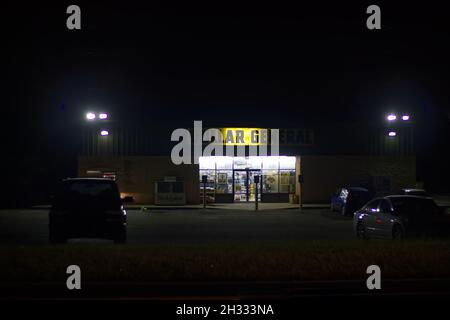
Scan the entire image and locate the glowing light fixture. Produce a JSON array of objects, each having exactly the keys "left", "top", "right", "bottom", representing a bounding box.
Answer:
[
  {"left": 99, "top": 113, "right": 108, "bottom": 120},
  {"left": 86, "top": 112, "right": 96, "bottom": 120},
  {"left": 388, "top": 131, "right": 397, "bottom": 137},
  {"left": 402, "top": 115, "right": 410, "bottom": 121},
  {"left": 387, "top": 114, "right": 397, "bottom": 121},
  {"left": 100, "top": 130, "right": 109, "bottom": 136}
]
